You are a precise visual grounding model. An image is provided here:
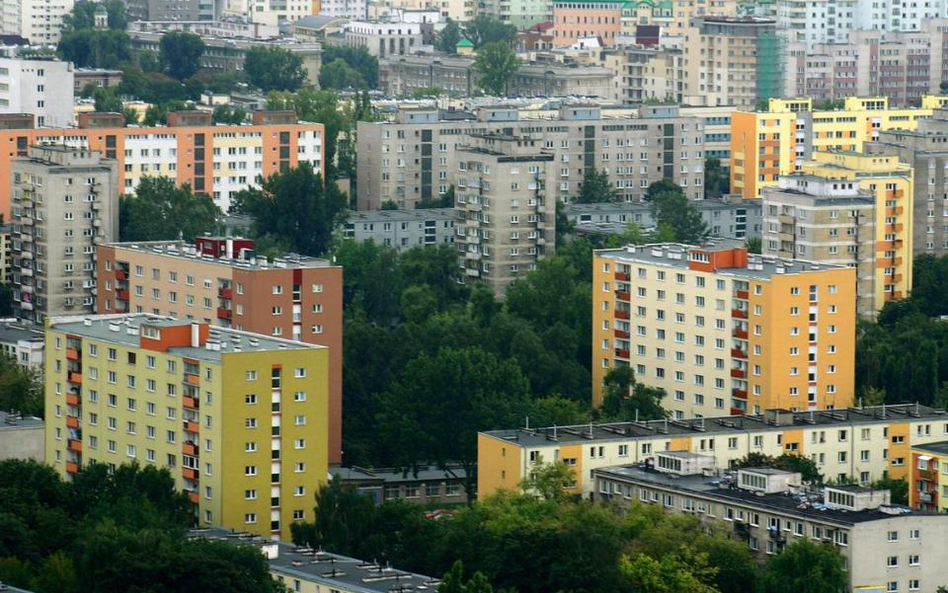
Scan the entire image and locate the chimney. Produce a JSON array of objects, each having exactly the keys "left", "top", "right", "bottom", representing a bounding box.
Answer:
[{"left": 191, "top": 323, "right": 201, "bottom": 348}]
